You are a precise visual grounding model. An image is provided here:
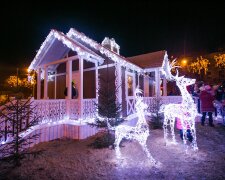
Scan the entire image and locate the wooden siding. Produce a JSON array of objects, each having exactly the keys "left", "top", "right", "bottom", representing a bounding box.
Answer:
[
  {"left": 56, "top": 75, "right": 66, "bottom": 99},
  {"left": 84, "top": 70, "right": 96, "bottom": 98}
]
